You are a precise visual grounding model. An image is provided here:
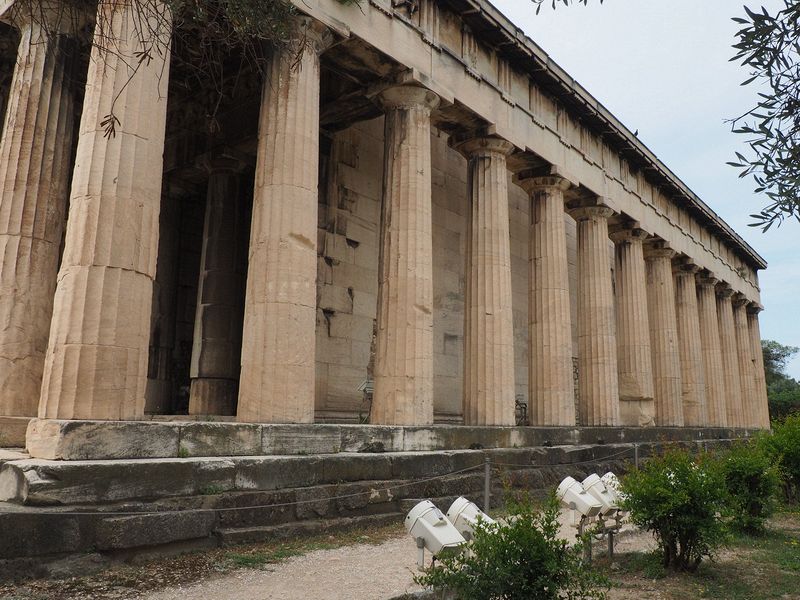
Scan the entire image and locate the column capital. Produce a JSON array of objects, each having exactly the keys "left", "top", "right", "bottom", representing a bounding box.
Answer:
[
  {"left": 716, "top": 283, "right": 735, "bottom": 299},
  {"left": 196, "top": 148, "right": 250, "bottom": 174},
  {"left": 747, "top": 301, "right": 764, "bottom": 314},
  {"left": 450, "top": 134, "right": 515, "bottom": 159},
  {"left": 609, "top": 224, "right": 649, "bottom": 244},
  {"left": 514, "top": 164, "right": 578, "bottom": 194},
  {"left": 732, "top": 292, "right": 750, "bottom": 308},
  {"left": 643, "top": 239, "right": 675, "bottom": 260},
  {"left": 567, "top": 198, "right": 615, "bottom": 221},
  {"left": 297, "top": 16, "right": 335, "bottom": 55},
  {"left": 673, "top": 258, "right": 701, "bottom": 276},
  {"left": 696, "top": 271, "right": 719, "bottom": 288},
  {"left": 377, "top": 84, "right": 440, "bottom": 112},
  {"left": 2, "top": 1, "right": 88, "bottom": 35}
]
